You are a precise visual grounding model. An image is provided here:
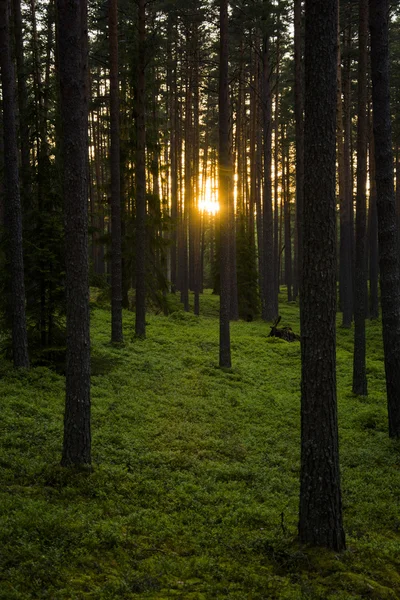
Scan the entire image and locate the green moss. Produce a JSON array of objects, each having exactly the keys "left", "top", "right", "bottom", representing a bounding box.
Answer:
[{"left": 0, "top": 293, "right": 399, "bottom": 598}]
